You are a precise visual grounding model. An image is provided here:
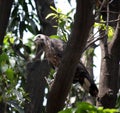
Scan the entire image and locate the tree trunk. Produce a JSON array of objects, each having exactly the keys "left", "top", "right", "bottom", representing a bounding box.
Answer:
[
  {"left": 97, "top": 1, "right": 120, "bottom": 108},
  {"left": 97, "top": 14, "right": 120, "bottom": 108},
  {"left": 46, "top": 0, "right": 95, "bottom": 113},
  {"left": 118, "top": 64, "right": 120, "bottom": 88},
  {"left": 25, "top": 60, "right": 50, "bottom": 113},
  {"left": 0, "top": 0, "right": 13, "bottom": 53}
]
